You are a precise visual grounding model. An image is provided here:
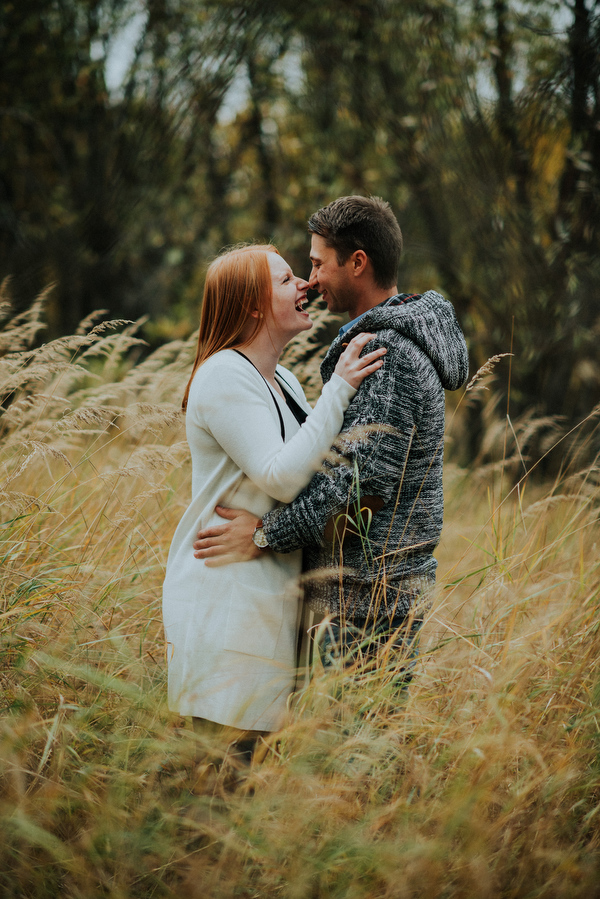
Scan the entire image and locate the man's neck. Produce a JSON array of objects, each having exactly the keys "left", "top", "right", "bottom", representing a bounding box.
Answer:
[{"left": 347, "top": 284, "right": 399, "bottom": 320}]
